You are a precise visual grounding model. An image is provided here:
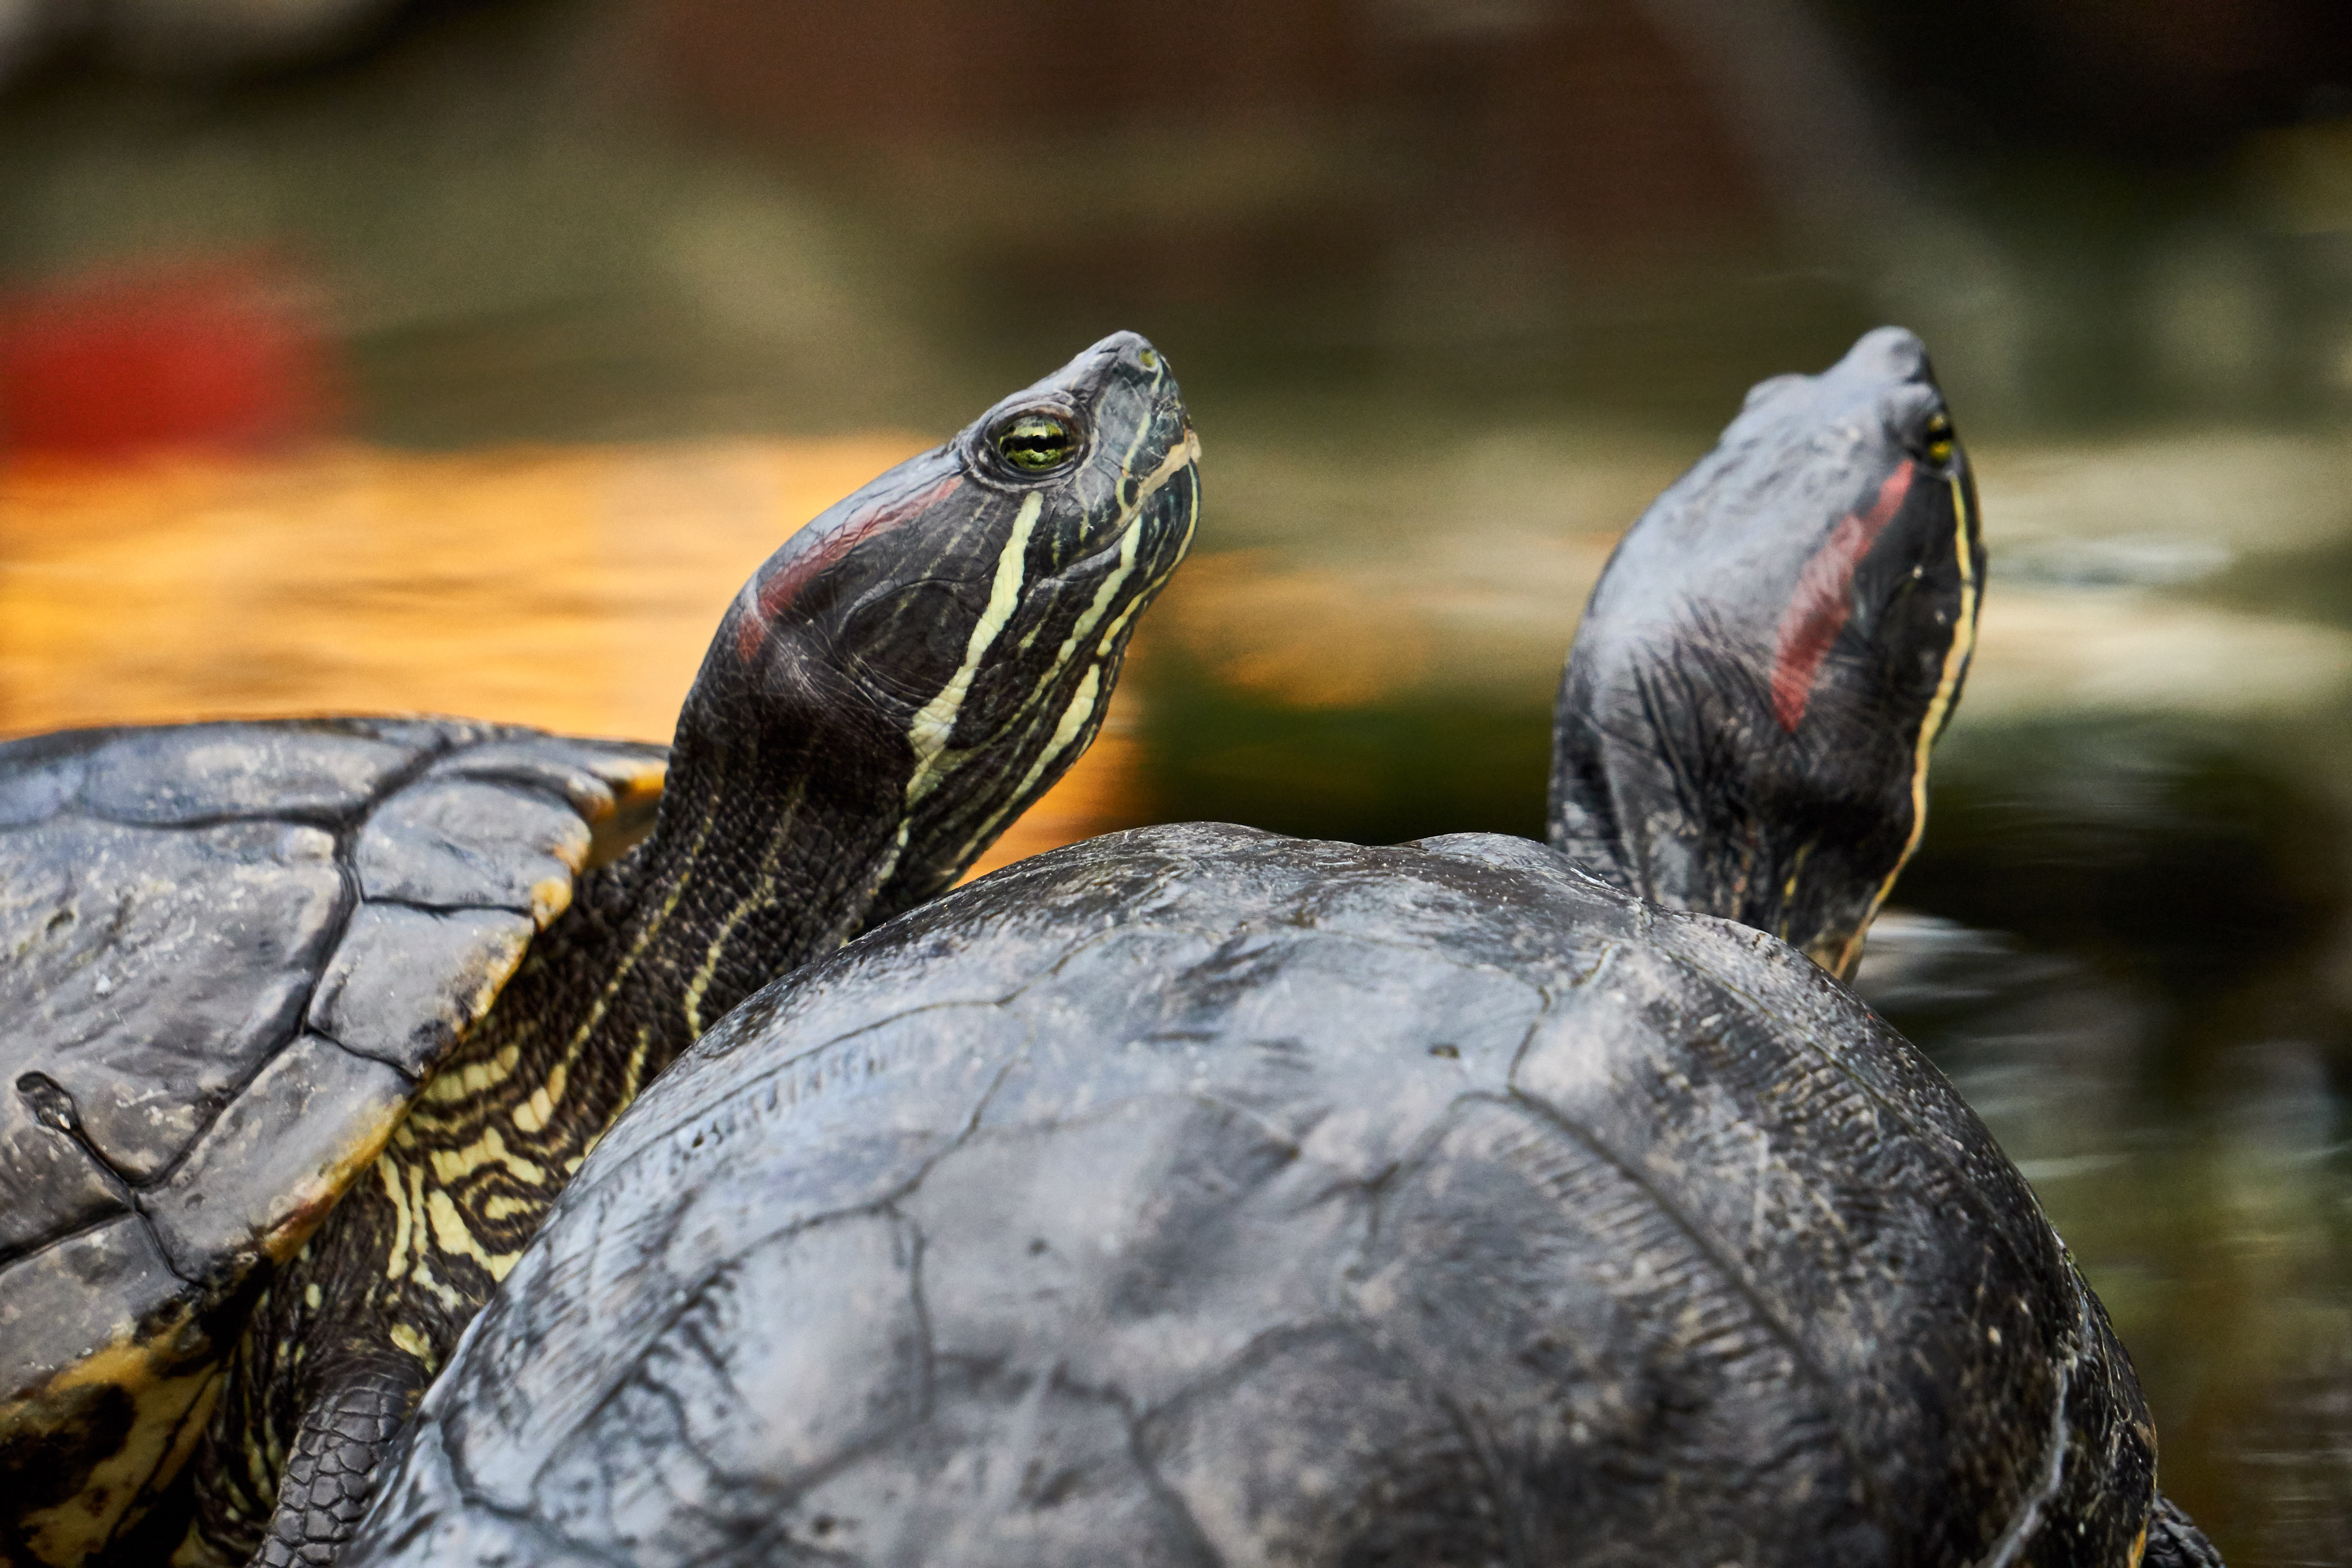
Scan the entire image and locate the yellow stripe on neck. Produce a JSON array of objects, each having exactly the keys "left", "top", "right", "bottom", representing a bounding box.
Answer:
[
  {"left": 1830, "top": 473, "right": 1979, "bottom": 977},
  {"left": 906, "top": 491, "right": 1043, "bottom": 808}
]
